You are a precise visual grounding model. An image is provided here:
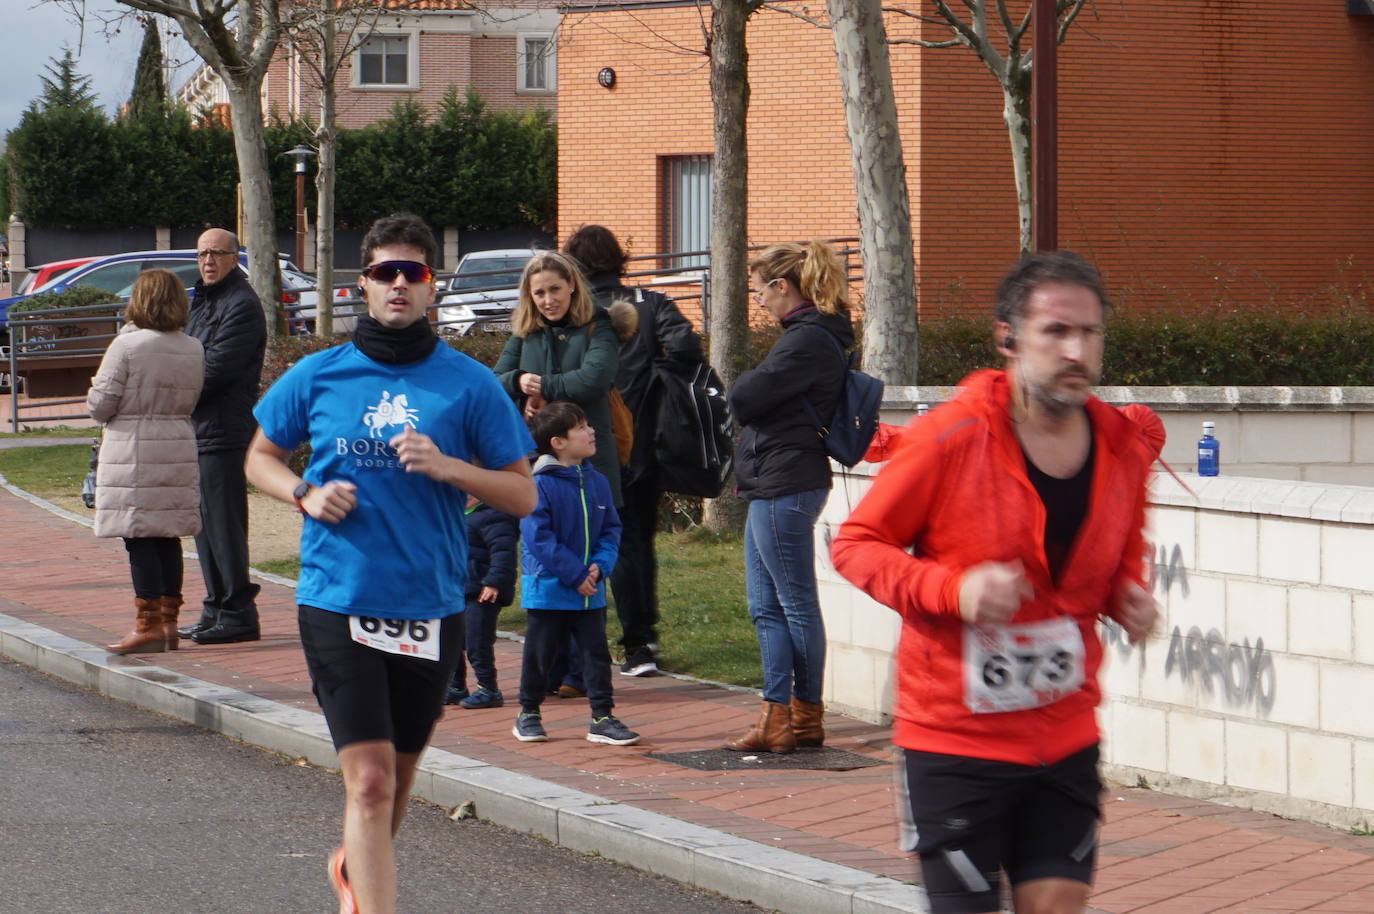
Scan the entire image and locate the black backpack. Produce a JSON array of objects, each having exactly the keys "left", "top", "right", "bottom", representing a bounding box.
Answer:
[
  {"left": 647, "top": 358, "right": 735, "bottom": 497},
  {"left": 798, "top": 326, "right": 884, "bottom": 468}
]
